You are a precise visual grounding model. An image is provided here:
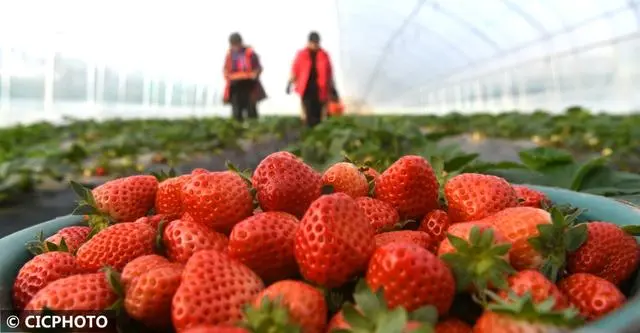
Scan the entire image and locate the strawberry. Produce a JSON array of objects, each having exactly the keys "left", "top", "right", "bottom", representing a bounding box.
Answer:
[
  {"left": 13, "top": 252, "right": 81, "bottom": 310},
  {"left": 512, "top": 185, "right": 550, "bottom": 208},
  {"left": 182, "top": 171, "right": 253, "bottom": 233},
  {"left": 252, "top": 151, "right": 323, "bottom": 218},
  {"left": 329, "top": 280, "right": 438, "bottom": 332},
  {"left": 121, "top": 254, "right": 171, "bottom": 288},
  {"left": 418, "top": 209, "right": 450, "bottom": 251},
  {"left": 557, "top": 273, "right": 625, "bottom": 321},
  {"left": 71, "top": 175, "right": 158, "bottom": 228},
  {"left": 134, "top": 213, "right": 169, "bottom": 231},
  {"left": 162, "top": 219, "right": 229, "bottom": 263},
  {"left": 44, "top": 226, "right": 91, "bottom": 253},
  {"left": 191, "top": 168, "right": 210, "bottom": 175},
  {"left": 155, "top": 174, "right": 192, "bottom": 220},
  {"left": 322, "top": 162, "right": 368, "bottom": 198},
  {"left": 486, "top": 206, "right": 587, "bottom": 282},
  {"left": 435, "top": 318, "right": 472, "bottom": 333},
  {"left": 26, "top": 226, "right": 91, "bottom": 255},
  {"left": 242, "top": 280, "right": 327, "bottom": 333},
  {"left": 497, "top": 270, "right": 568, "bottom": 310},
  {"left": 438, "top": 223, "right": 514, "bottom": 300},
  {"left": 374, "top": 230, "right": 435, "bottom": 251},
  {"left": 294, "top": 193, "right": 375, "bottom": 288},
  {"left": 183, "top": 327, "right": 248, "bottom": 333},
  {"left": 473, "top": 292, "right": 583, "bottom": 333},
  {"left": 76, "top": 222, "right": 156, "bottom": 272},
  {"left": 125, "top": 263, "right": 183, "bottom": 328},
  {"left": 567, "top": 221, "right": 640, "bottom": 285},
  {"left": 444, "top": 173, "right": 518, "bottom": 222},
  {"left": 355, "top": 197, "right": 400, "bottom": 233},
  {"left": 24, "top": 269, "right": 120, "bottom": 312},
  {"left": 172, "top": 250, "right": 264, "bottom": 331},
  {"left": 367, "top": 242, "right": 455, "bottom": 314},
  {"left": 228, "top": 212, "right": 299, "bottom": 283},
  {"left": 374, "top": 155, "right": 439, "bottom": 220}
]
